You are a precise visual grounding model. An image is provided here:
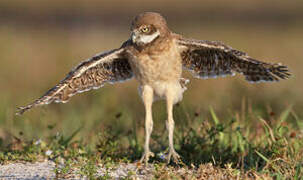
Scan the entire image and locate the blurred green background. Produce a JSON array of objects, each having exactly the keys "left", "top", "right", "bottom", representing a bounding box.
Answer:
[{"left": 0, "top": 0, "right": 302, "bottom": 146}]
